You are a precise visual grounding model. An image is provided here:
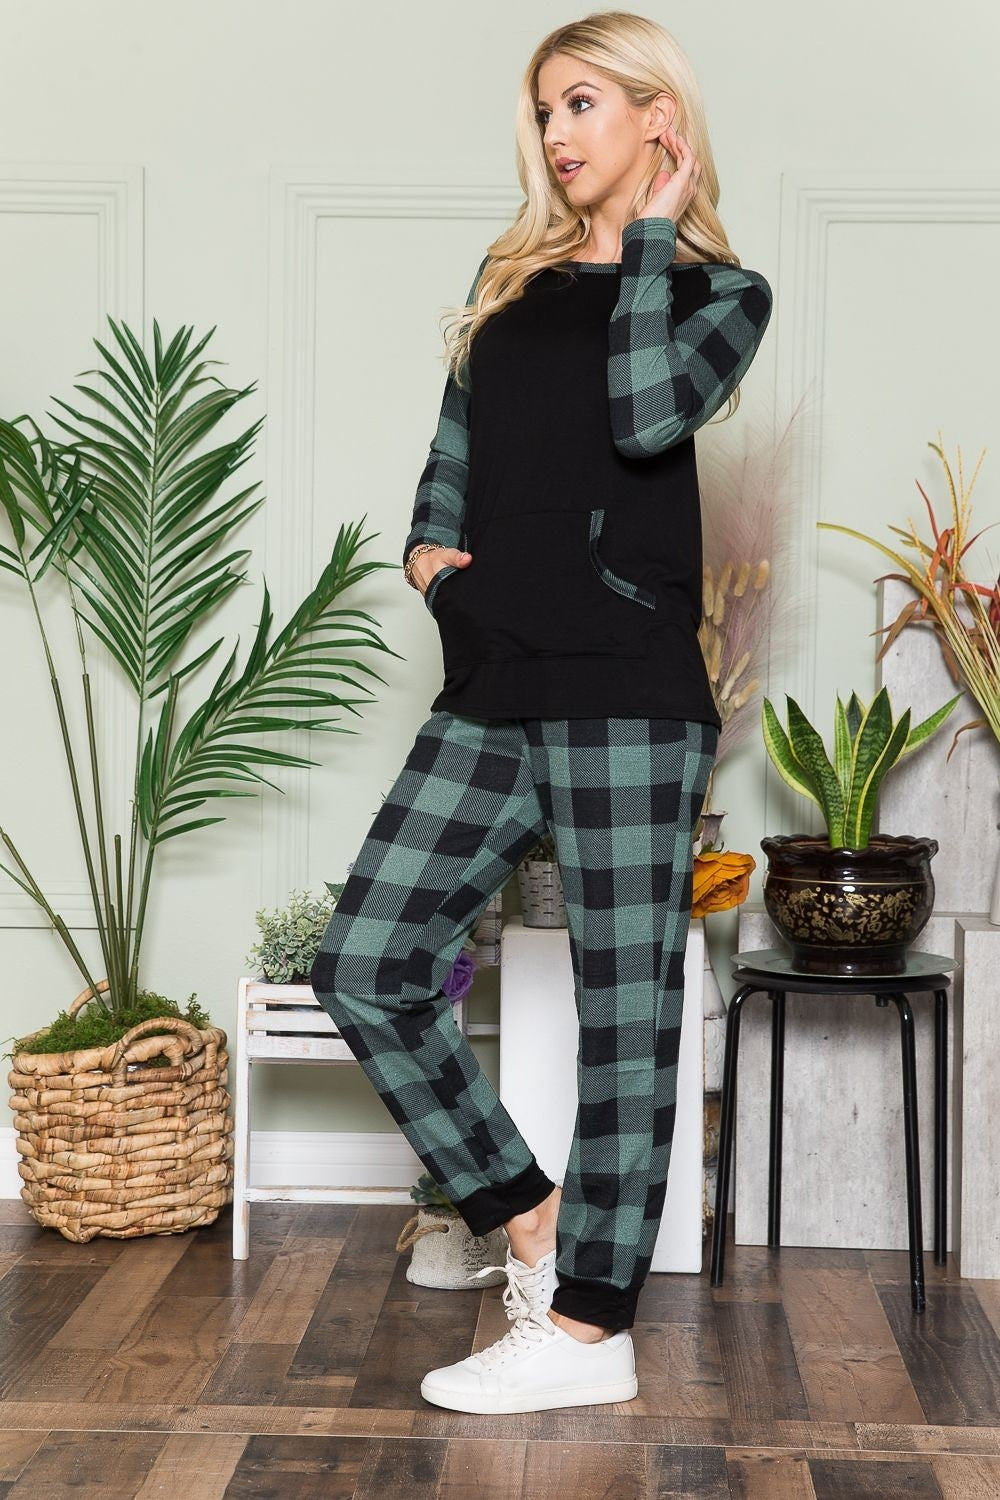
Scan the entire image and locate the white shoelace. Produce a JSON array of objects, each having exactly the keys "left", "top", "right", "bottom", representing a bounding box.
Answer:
[
  {"left": 470, "top": 1308, "right": 559, "bottom": 1369},
  {"left": 472, "top": 1251, "right": 550, "bottom": 1322}
]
